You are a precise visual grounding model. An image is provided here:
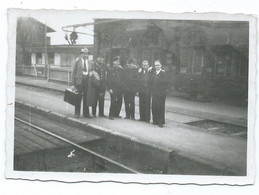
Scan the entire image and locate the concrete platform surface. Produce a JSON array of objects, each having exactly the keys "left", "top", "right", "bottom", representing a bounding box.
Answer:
[
  {"left": 16, "top": 76, "right": 248, "bottom": 126},
  {"left": 14, "top": 76, "right": 248, "bottom": 175}
]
